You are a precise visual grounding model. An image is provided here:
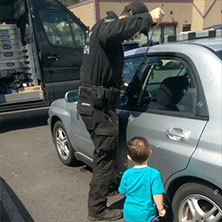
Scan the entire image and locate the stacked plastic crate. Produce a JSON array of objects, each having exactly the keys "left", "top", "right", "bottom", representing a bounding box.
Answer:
[
  {"left": 0, "top": 24, "right": 24, "bottom": 93},
  {"left": 0, "top": 24, "right": 43, "bottom": 104}
]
